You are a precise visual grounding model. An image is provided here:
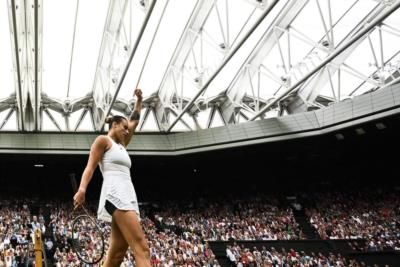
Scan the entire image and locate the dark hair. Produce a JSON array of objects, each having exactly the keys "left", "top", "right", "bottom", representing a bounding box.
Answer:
[{"left": 105, "top": 115, "right": 127, "bottom": 128}]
